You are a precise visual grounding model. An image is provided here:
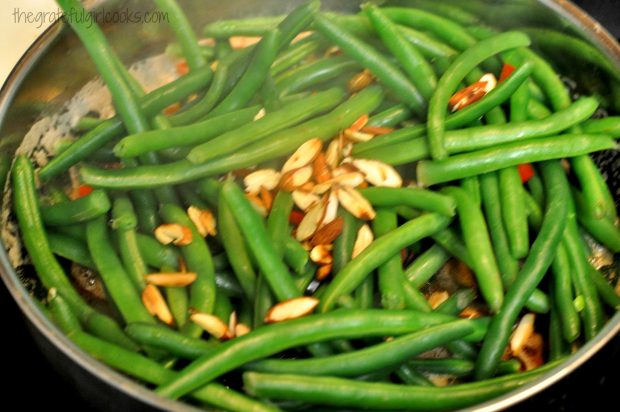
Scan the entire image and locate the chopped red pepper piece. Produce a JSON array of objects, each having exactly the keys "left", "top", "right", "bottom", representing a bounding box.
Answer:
[
  {"left": 289, "top": 210, "right": 305, "bottom": 226},
  {"left": 71, "top": 184, "right": 93, "bottom": 199},
  {"left": 176, "top": 60, "right": 189, "bottom": 76},
  {"left": 518, "top": 163, "right": 535, "bottom": 184},
  {"left": 499, "top": 64, "right": 516, "bottom": 82}
]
